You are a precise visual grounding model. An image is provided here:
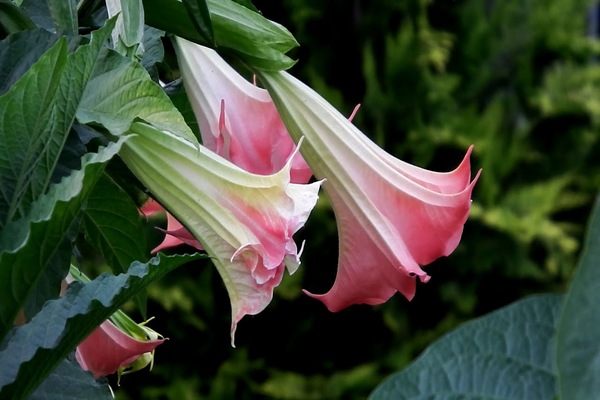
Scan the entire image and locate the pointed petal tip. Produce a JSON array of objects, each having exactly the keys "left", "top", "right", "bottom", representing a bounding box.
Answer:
[{"left": 302, "top": 289, "right": 342, "bottom": 312}]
